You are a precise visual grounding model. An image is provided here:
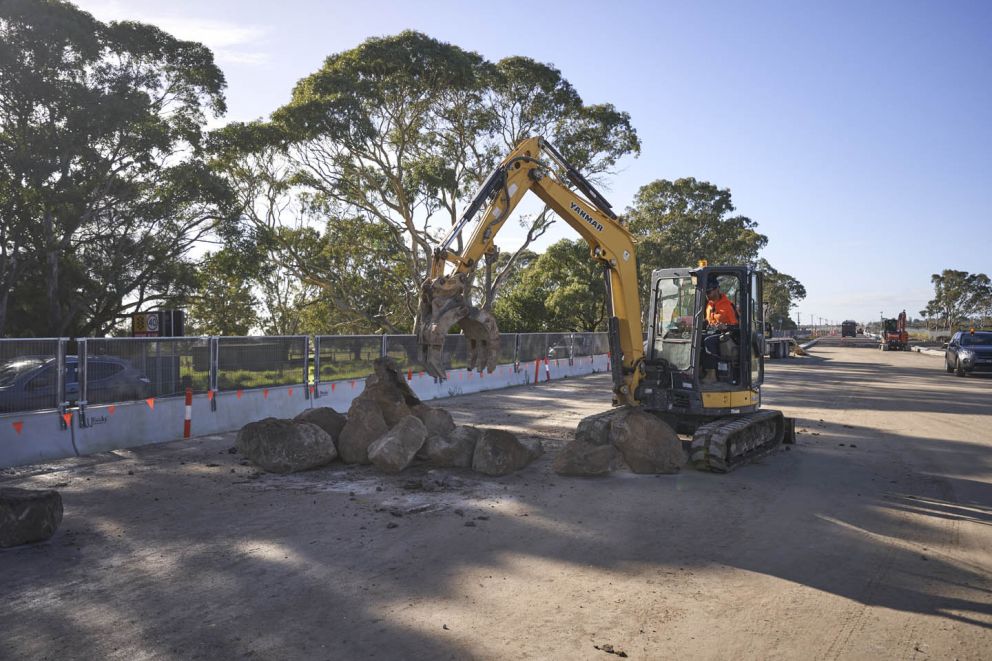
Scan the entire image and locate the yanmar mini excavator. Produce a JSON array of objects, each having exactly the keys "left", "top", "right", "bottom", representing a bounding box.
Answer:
[{"left": 415, "top": 137, "right": 791, "bottom": 471}]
